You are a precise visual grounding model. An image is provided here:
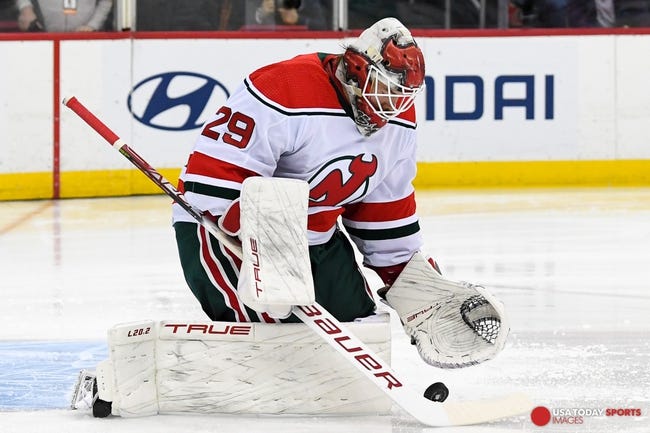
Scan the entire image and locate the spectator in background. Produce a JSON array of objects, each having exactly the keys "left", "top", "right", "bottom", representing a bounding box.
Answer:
[
  {"left": 616, "top": 0, "right": 650, "bottom": 26},
  {"left": 510, "top": 0, "right": 567, "bottom": 27},
  {"left": 253, "top": 0, "right": 327, "bottom": 30},
  {"left": 567, "top": 0, "right": 615, "bottom": 27},
  {"left": 511, "top": 0, "right": 615, "bottom": 27},
  {"left": 16, "top": 0, "right": 112, "bottom": 32},
  {"left": 136, "top": 0, "right": 245, "bottom": 31},
  {"left": 396, "top": 0, "right": 499, "bottom": 29},
  {"left": 1, "top": 0, "right": 19, "bottom": 31},
  {"left": 348, "top": 0, "right": 398, "bottom": 29}
]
